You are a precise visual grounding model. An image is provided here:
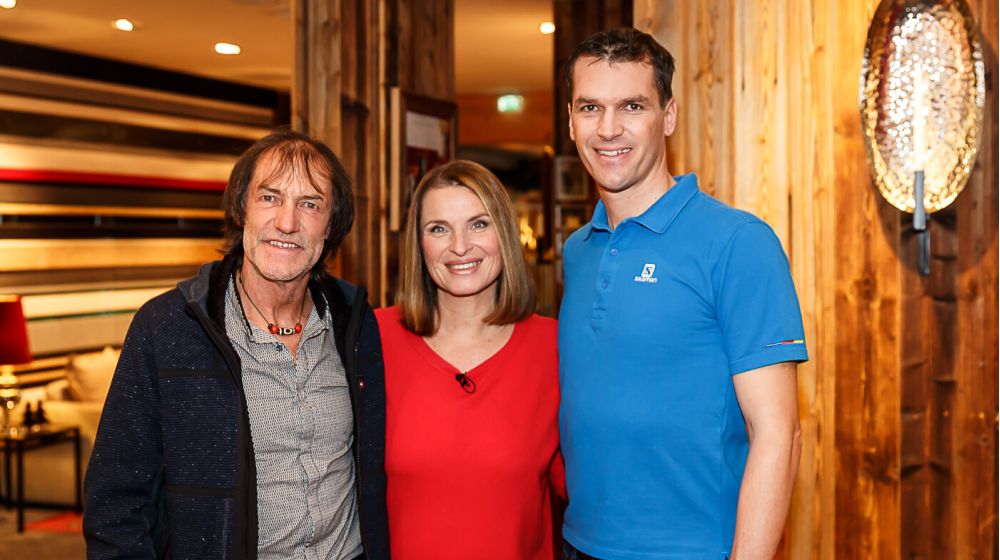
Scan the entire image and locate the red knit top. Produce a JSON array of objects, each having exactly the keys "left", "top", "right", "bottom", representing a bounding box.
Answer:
[{"left": 375, "top": 307, "right": 564, "bottom": 560}]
